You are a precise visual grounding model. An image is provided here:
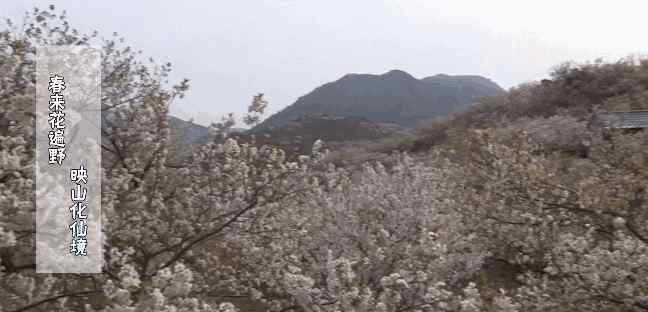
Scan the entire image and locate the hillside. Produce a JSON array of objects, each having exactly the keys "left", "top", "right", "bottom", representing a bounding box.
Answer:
[
  {"left": 405, "top": 58, "right": 648, "bottom": 152},
  {"left": 167, "top": 116, "right": 210, "bottom": 144},
  {"left": 254, "top": 70, "right": 502, "bottom": 130},
  {"left": 167, "top": 113, "right": 408, "bottom": 157},
  {"left": 231, "top": 114, "right": 407, "bottom": 156},
  {"left": 167, "top": 115, "right": 246, "bottom": 145}
]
